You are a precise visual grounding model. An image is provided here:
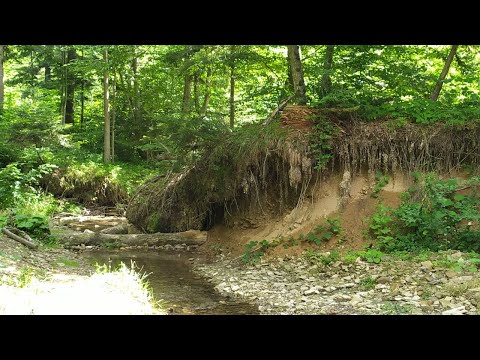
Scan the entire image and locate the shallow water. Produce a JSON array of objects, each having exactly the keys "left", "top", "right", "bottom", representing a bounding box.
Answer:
[{"left": 84, "top": 249, "right": 259, "bottom": 315}]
